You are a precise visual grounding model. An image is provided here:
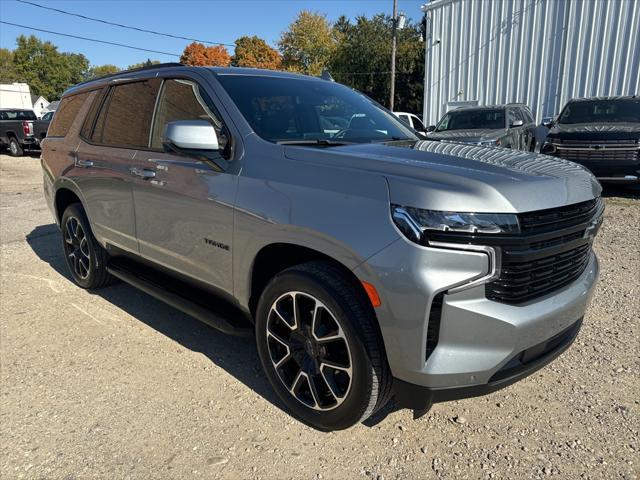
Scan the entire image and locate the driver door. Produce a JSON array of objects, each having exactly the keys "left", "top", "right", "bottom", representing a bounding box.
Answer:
[{"left": 131, "top": 76, "right": 237, "bottom": 294}]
